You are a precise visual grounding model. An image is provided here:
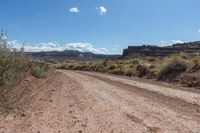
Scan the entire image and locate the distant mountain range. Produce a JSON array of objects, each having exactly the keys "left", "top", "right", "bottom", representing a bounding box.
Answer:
[
  {"left": 28, "top": 41, "right": 200, "bottom": 63},
  {"left": 27, "top": 50, "right": 120, "bottom": 63}
]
